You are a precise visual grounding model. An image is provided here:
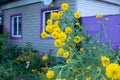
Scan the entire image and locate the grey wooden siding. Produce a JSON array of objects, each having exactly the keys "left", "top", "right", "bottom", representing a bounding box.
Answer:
[{"left": 3, "top": 0, "right": 77, "bottom": 51}]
